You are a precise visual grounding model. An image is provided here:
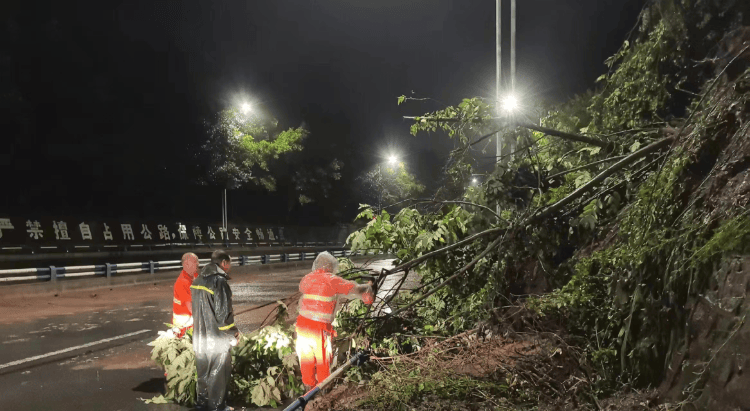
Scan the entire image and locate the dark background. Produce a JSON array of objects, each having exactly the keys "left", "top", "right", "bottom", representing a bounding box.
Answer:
[{"left": 1, "top": 0, "right": 645, "bottom": 225}]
